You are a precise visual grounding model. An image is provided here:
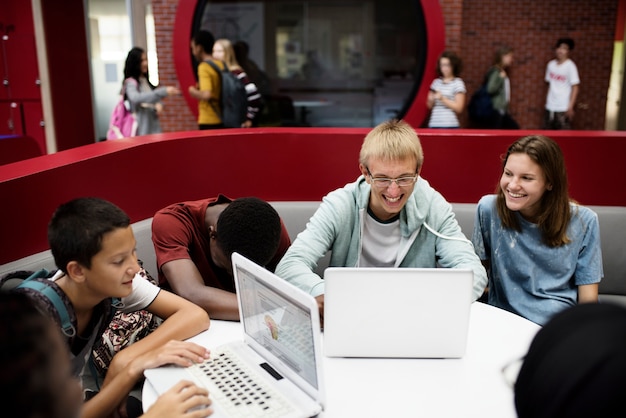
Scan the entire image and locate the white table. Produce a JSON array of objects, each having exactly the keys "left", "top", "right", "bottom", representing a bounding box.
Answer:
[{"left": 144, "top": 302, "right": 540, "bottom": 417}]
